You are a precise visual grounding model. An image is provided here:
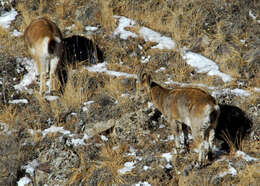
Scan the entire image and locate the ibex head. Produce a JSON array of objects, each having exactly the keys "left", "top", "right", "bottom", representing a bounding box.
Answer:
[{"left": 137, "top": 64, "right": 152, "bottom": 90}]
